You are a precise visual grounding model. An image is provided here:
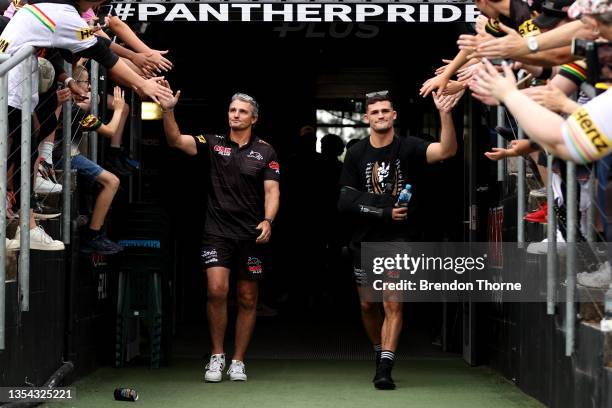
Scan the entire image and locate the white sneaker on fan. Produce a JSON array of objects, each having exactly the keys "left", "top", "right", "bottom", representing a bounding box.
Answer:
[
  {"left": 577, "top": 262, "right": 612, "bottom": 288},
  {"left": 8, "top": 226, "right": 64, "bottom": 251},
  {"left": 34, "top": 174, "right": 62, "bottom": 194}
]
